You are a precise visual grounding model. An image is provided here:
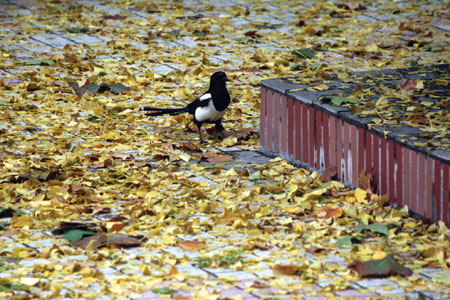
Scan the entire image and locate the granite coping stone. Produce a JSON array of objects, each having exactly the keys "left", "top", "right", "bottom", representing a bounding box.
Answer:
[
  {"left": 261, "top": 78, "right": 303, "bottom": 95},
  {"left": 338, "top": 111, "right": 372, "bottom": 129},
  {"left": 430, "top": 150, "right": 450, "bottom": 164},
  {"left": 288, "top": 89, "right": 352, "bottom": 117}
]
